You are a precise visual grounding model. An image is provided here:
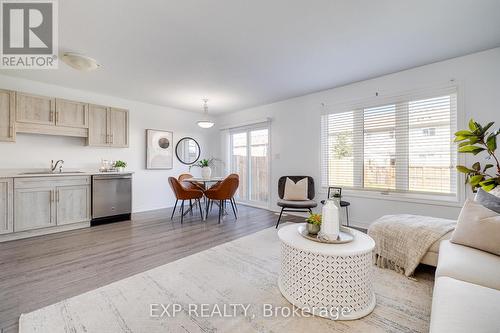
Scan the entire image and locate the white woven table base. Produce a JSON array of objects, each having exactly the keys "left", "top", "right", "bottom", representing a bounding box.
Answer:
[{"left": 278, "top": 241, "right": 376, "bottom": 320}]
